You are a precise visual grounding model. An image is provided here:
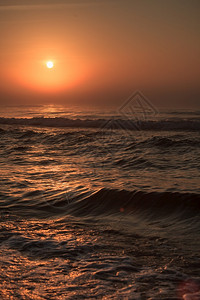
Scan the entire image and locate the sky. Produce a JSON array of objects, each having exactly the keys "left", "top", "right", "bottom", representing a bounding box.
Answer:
[{"left": 0, "top": 0, "right": 199, "bottom": 107}]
